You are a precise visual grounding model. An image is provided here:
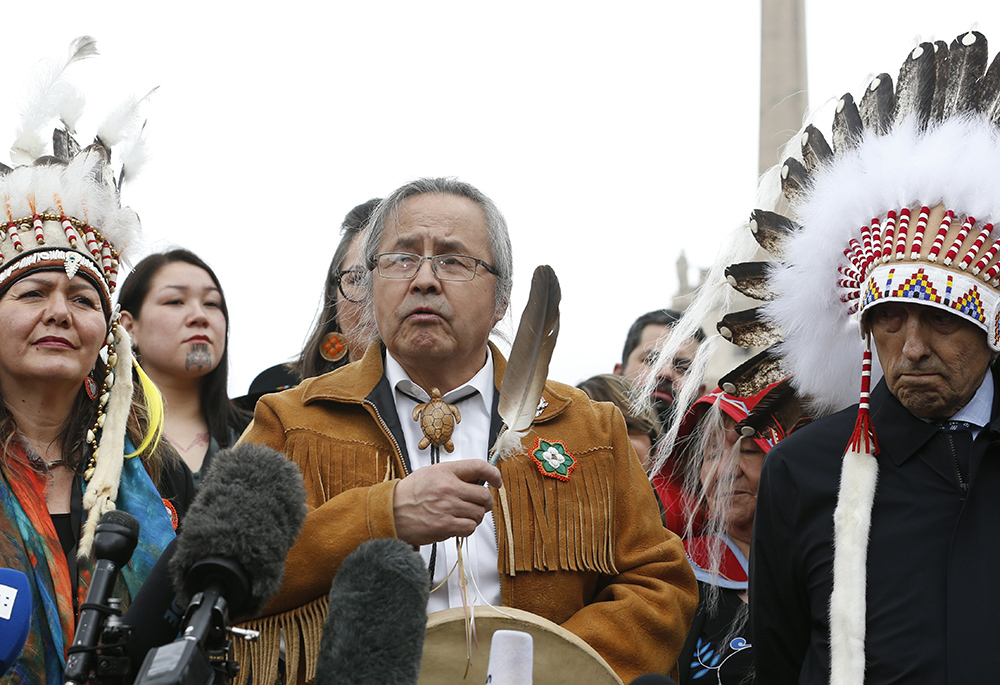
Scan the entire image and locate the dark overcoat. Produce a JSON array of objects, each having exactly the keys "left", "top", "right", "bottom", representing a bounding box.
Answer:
[{"left": 751, "top": 368, "right": 1000, "bottom": 684}]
